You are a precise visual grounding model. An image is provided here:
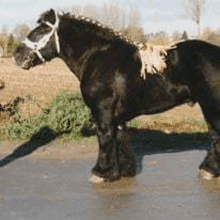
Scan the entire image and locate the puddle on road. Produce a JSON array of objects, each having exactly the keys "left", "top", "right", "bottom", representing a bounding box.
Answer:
[{"left": 1, "top": 150, "right": 220, "bottom": 220}]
